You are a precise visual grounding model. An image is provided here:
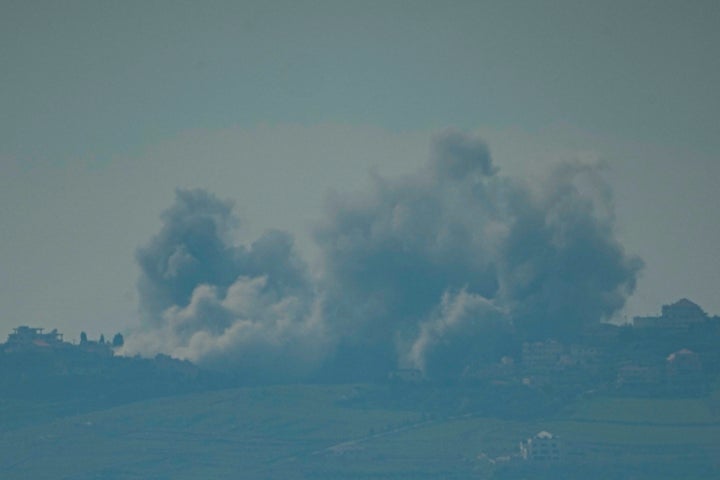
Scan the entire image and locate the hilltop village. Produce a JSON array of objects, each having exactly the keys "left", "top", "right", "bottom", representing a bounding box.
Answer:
[
  {"left": 0, "top": 299, "right": 718, "bottom": 479},
  {"left": 386, "top": 298, "right": 720, "bottom": 398},
  {"left": 2, "top": 298, "right": 719, "bottom": 403},
  {"left": 0, "top": 325, "right": 201, "bottom": 410}
]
